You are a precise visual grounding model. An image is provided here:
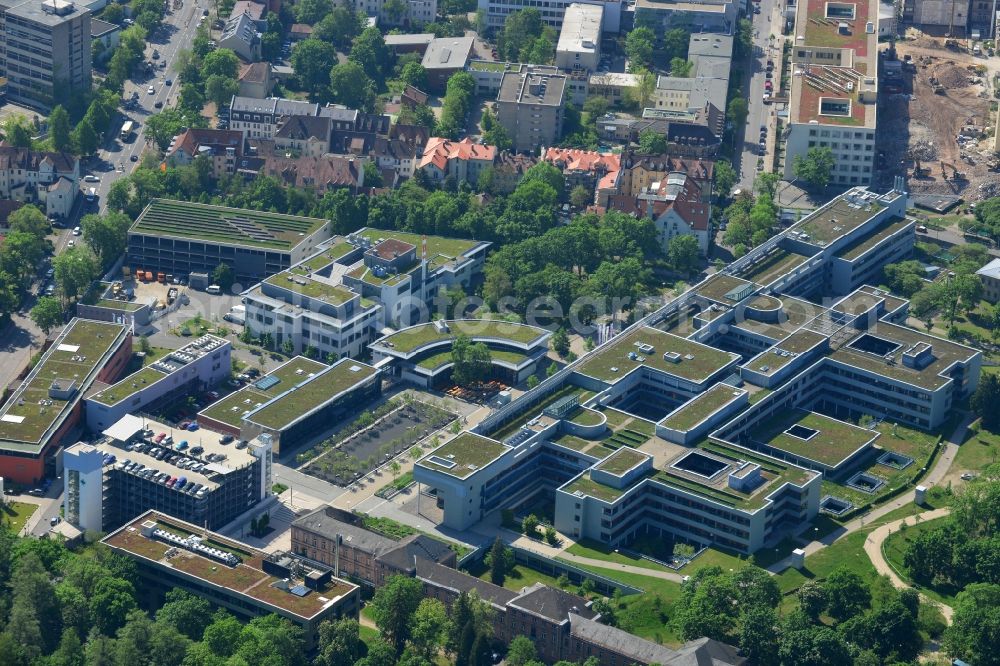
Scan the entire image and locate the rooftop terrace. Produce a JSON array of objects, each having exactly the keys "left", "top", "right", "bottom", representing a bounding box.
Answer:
[
  {"left": 419, "top": 432, "right": 510, "bottom": 478},
  {"left": 104, "top": 512, "right": 356, "bottom": 619},
  {"left": 0, "top": 319, "right": 128, "bottom": 449},
  {"left": 576, "top": 326, "right": 739, "bottom": 385},
  {"left": 750, "top": 409, "right": 877, "bottom": 467},
  {"left": 131, "top": 199, "right": 328, "bottom": 250}
]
